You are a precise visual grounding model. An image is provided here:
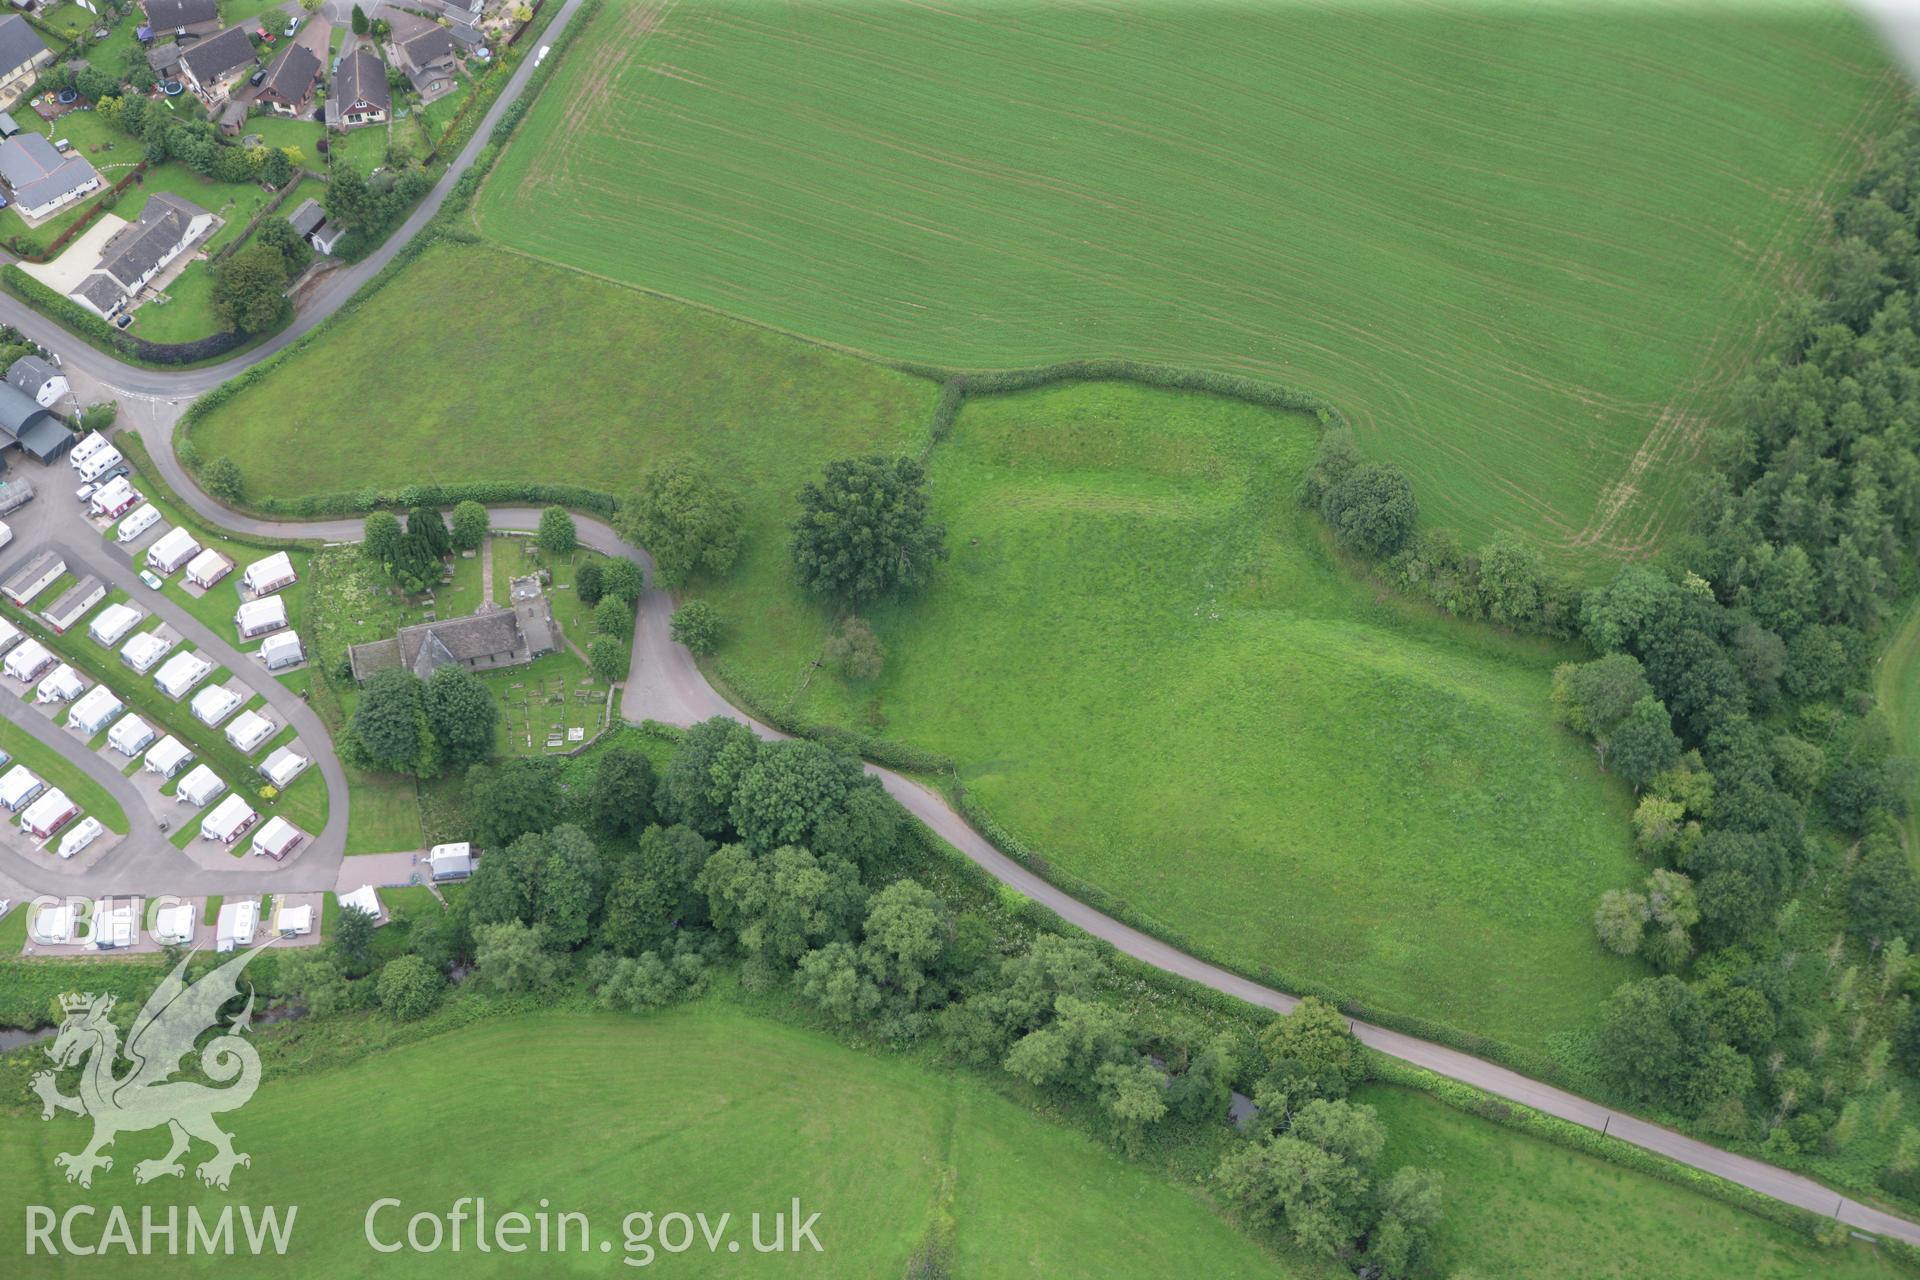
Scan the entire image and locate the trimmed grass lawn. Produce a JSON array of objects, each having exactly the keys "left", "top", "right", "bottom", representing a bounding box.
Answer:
[
  {"left": 342, "top": 766, "right": 421, "bottom": 854},
  {"left": 0, "top": 1006, "right": 1292, "bottom": 1278},
  {"left": 0, "top": 721, "right": 127, "bottom": 833},
  {"left": 476, "top": 0, "right": 1900, "bottom": 571},
  {"left": 1361, "top": 1084, "right": 1904, "bottom": 1278},
  {"left": 1878, "top": 595, "right": 1920, "bottom": 857},
  {"left": 709, "top": 381, "right": 1644, "bottom": 1055}
]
